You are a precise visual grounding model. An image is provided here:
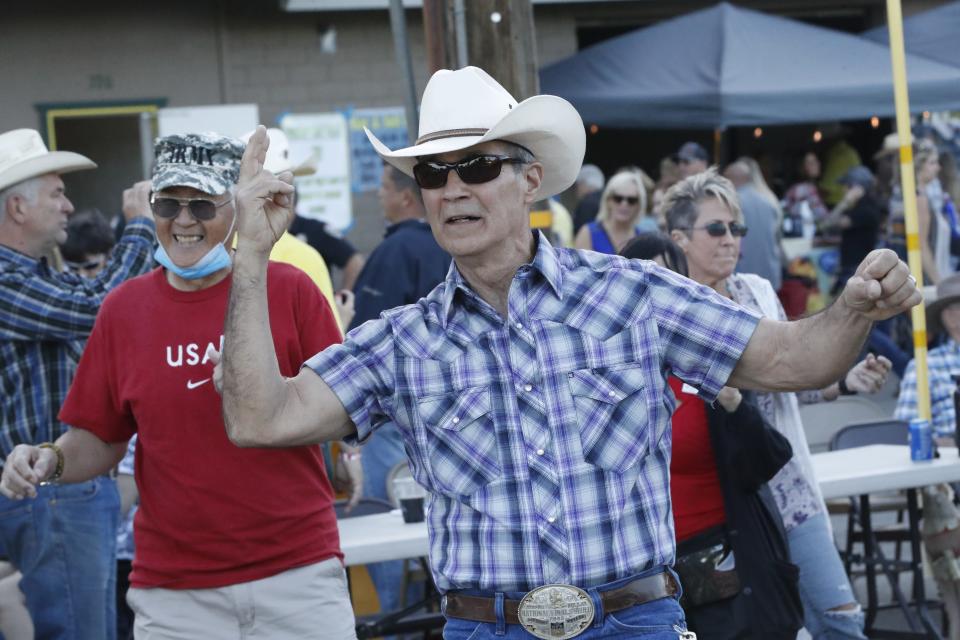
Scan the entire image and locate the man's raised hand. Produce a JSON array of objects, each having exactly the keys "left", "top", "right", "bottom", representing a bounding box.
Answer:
[
  {"left": 234, "top": 125, "right": 296, "bottom": 256},
  {"left": 841, "top": 249, "right": 922, "bottom": 321}
]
